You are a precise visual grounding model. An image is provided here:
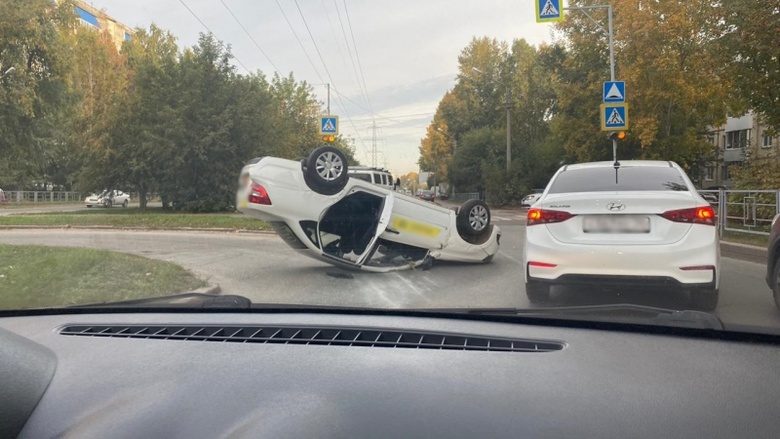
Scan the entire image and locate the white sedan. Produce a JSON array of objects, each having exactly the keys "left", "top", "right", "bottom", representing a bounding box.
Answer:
[
  {"left": 521, "top": 193, "right": 541, "bottom": 207},
  {"left": 236, "top": 146, "right": 501, "bottom": 272},
  {"left": 524, "top": 160, "right": 720, "bottom": 310},
  {"left": 85, "top": 190, "right": 131, "bottom": 208}
]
